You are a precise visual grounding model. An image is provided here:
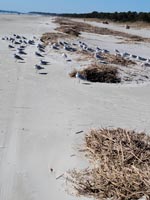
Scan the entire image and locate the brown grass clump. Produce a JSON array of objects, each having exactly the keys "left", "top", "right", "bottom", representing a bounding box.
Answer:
[
  {"left": 56, "top": 25, "right": 81, "bottom": 37},
  {"left": 40, "top": 32, "right": 67, "bottom": 44},
  {"left": 83, "top": 65, "right": 120, "bottom": 83},
  {"left": 75, "top": 50, "right": 93, "bottom": 61},
  {"left": 103, "top": 54, "right": 136, "bottom": 66},
  {"left": 54, "top": 17, "right": 75, "bottom": 26},
  {"left": 69, "top": 64, "right": 121, "bottom": 83},
  {"left": 68, "top": 128, "right": 150, "bottom": 200},
  {"left": 54, "top": 18, "right": 80, "bottom": 37}
]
